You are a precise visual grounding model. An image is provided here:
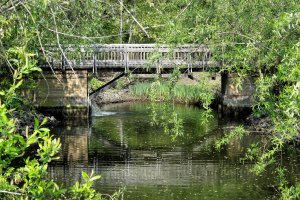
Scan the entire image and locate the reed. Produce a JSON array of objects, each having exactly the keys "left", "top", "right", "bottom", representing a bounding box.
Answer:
[
  {"left": 129, "top": 82, "right": 150, "bottom": 97},
  {"left": 129, "top": 81, "right": 215, "bottom": 105}
]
